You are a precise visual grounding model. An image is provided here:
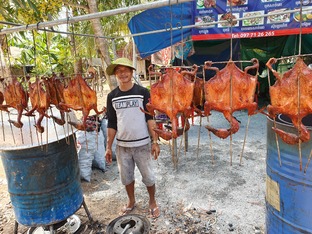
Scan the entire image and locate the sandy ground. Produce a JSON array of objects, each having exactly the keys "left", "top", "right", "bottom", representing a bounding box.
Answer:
[{"left": 0, "top": 81, "right": 267, "bottom": 234}]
